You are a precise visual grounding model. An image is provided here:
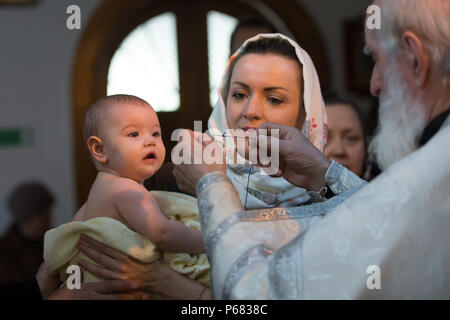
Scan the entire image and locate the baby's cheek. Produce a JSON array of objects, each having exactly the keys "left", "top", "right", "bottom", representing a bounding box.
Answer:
[{"left": 158, "top": 146, "right": 166, "bottom": 164}]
